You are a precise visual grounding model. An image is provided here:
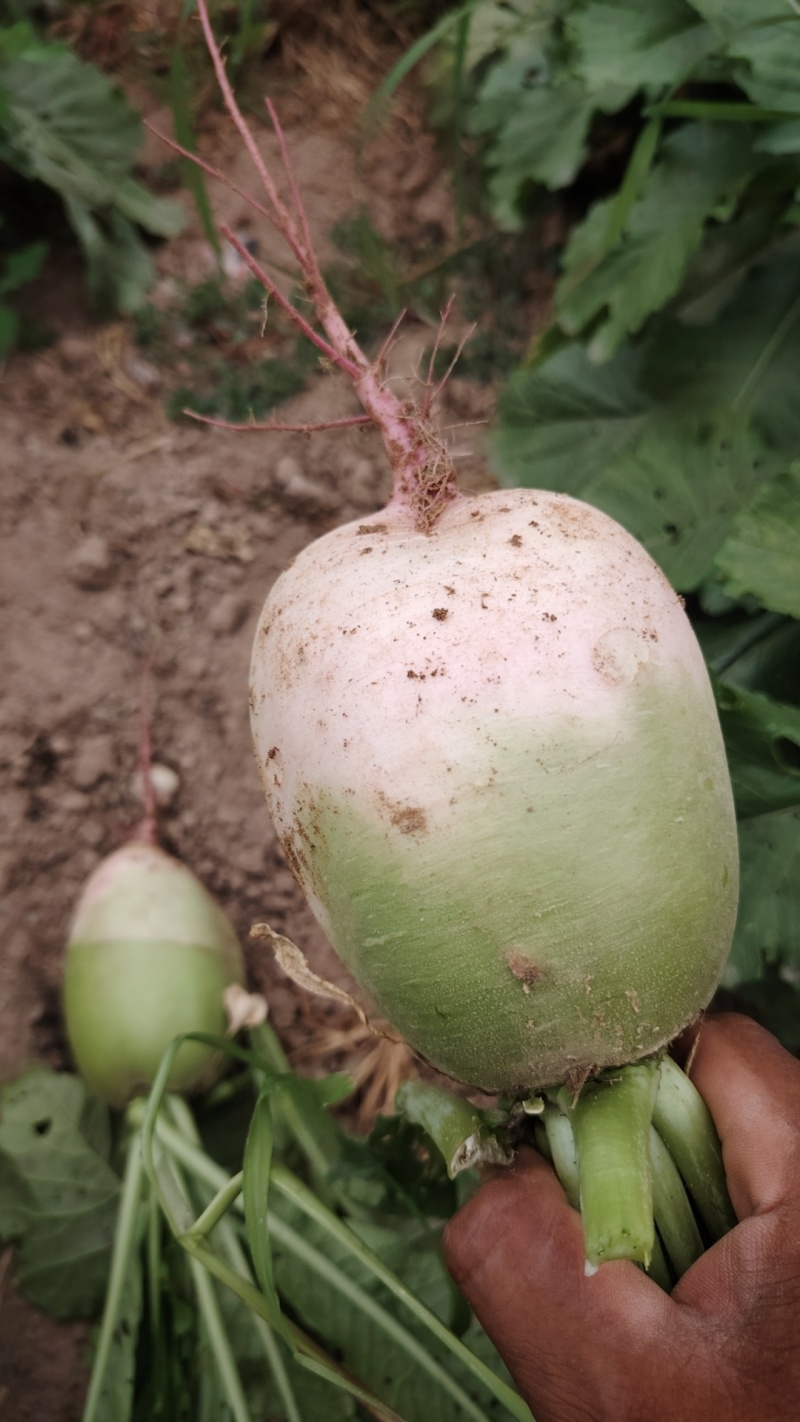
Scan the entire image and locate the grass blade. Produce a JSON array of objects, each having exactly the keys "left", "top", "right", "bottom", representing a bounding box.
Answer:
[{"left": 169, "top": 44, "right": 222, "bottom": 262}]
